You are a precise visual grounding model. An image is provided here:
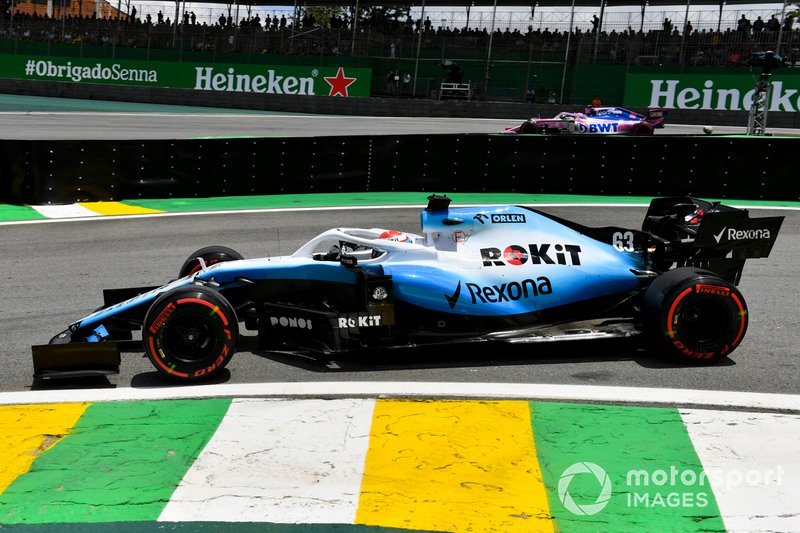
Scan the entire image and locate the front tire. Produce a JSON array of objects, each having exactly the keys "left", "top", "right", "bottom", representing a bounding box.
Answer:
[
  {"left": 143, "top": 285, "right": 239, "bottom": 382},
  {"left": 179, "top": 245, "right": 244, "bottom": 278},
  {"left": 644, "top": 268, "right": 747, "bottom": 362}
]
